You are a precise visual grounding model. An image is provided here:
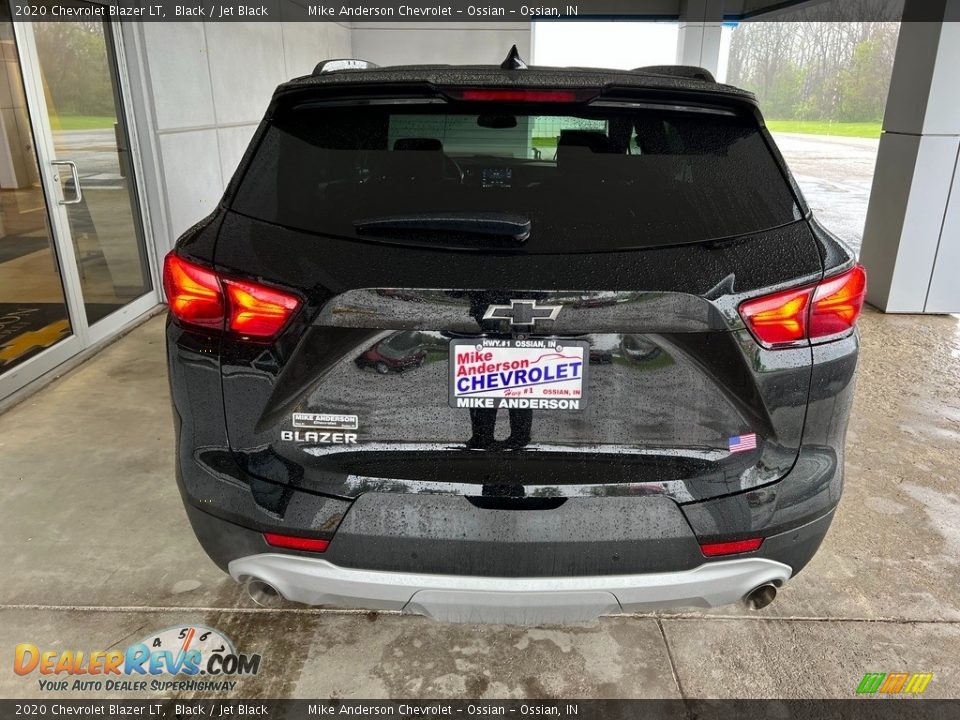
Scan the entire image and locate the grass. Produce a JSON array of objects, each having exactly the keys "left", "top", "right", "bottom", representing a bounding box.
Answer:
[
  {"left": 50, "top": 115, "right": 115, "bottom": 131},
  {"left": 765, "top": 120, "right": 882, "bottom": 139}
]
